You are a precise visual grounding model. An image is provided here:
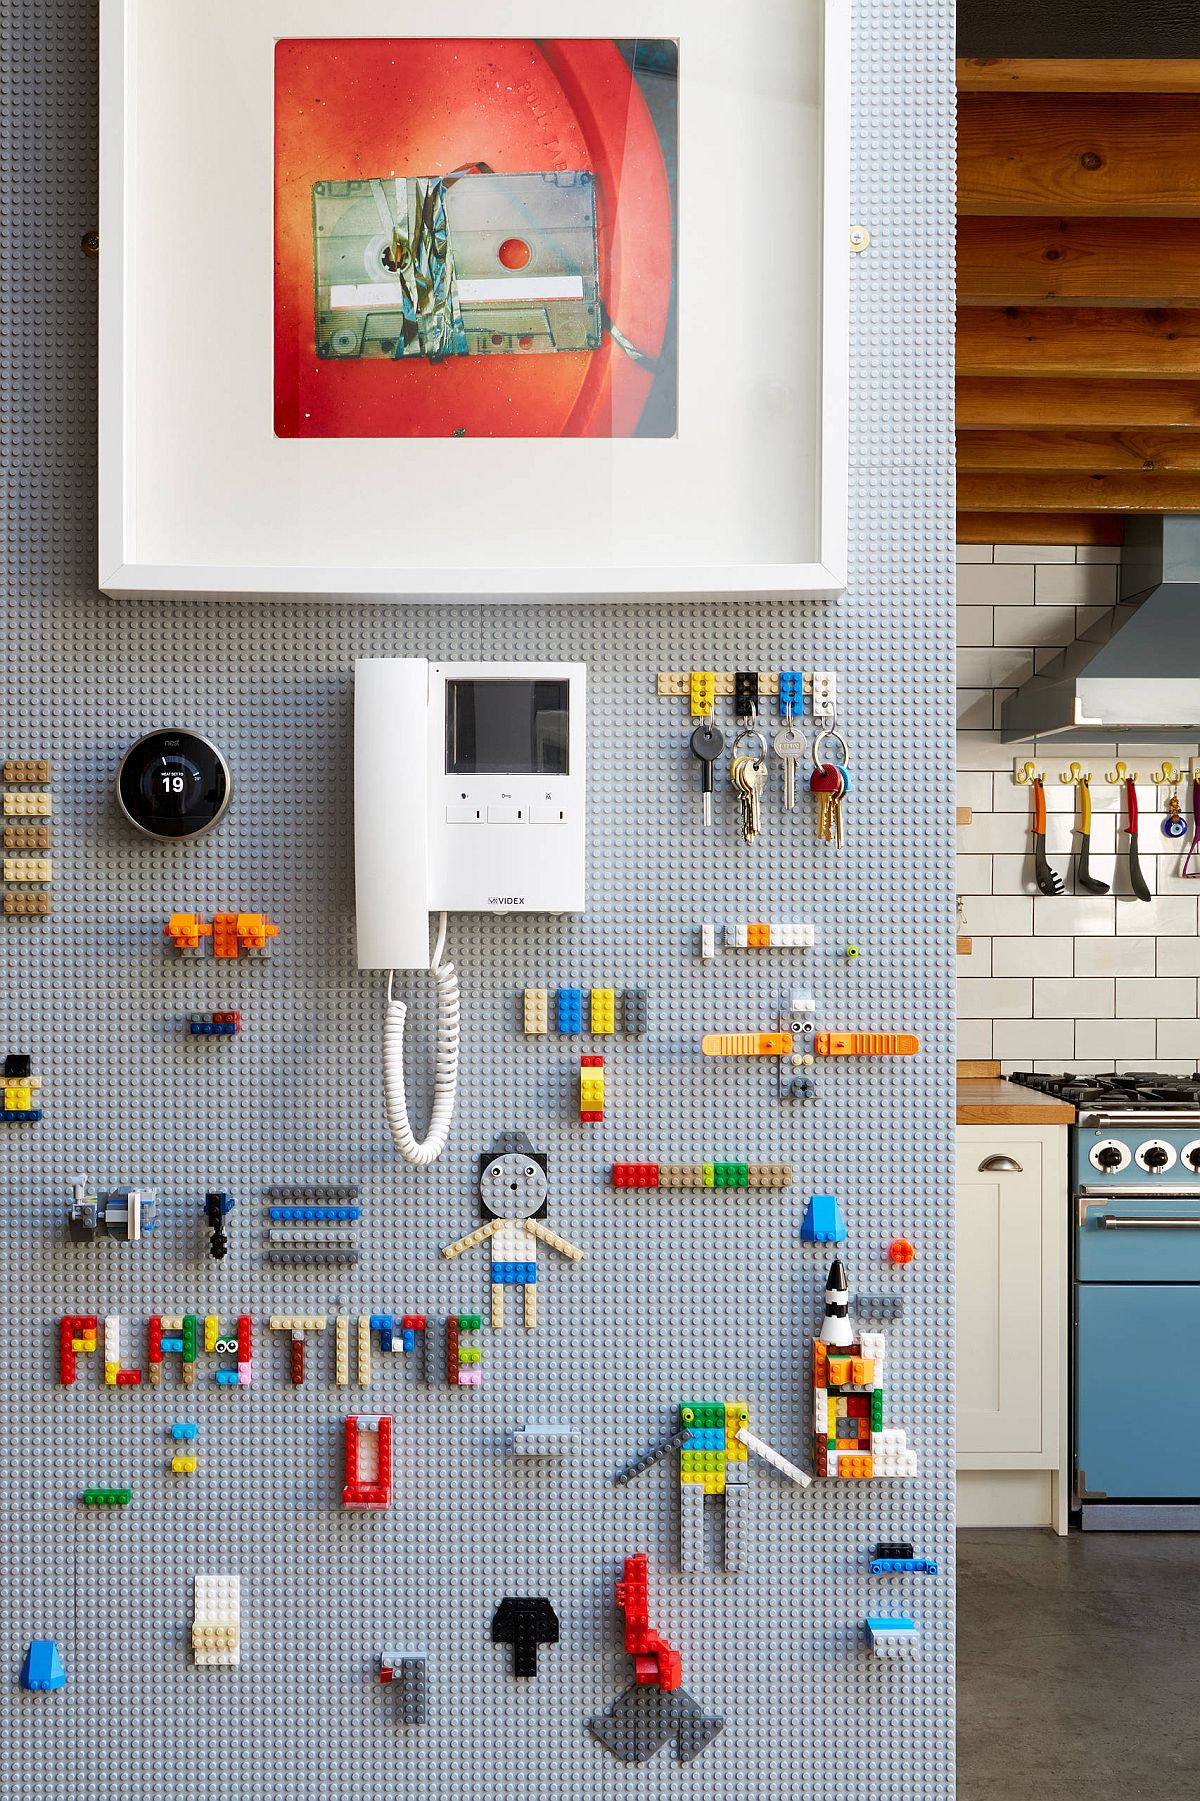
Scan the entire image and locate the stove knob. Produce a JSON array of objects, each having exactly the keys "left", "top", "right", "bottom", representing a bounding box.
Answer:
[
  {"left": 1187, "top": 1145, "right": 1200, "bottom": 1173},
  {"left": 1143, "top": 1145, "right": 1170, "bottom": 1170},
  {"left": 1095, "top": 1145, "right": 1124, "bottom": 1170}
]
